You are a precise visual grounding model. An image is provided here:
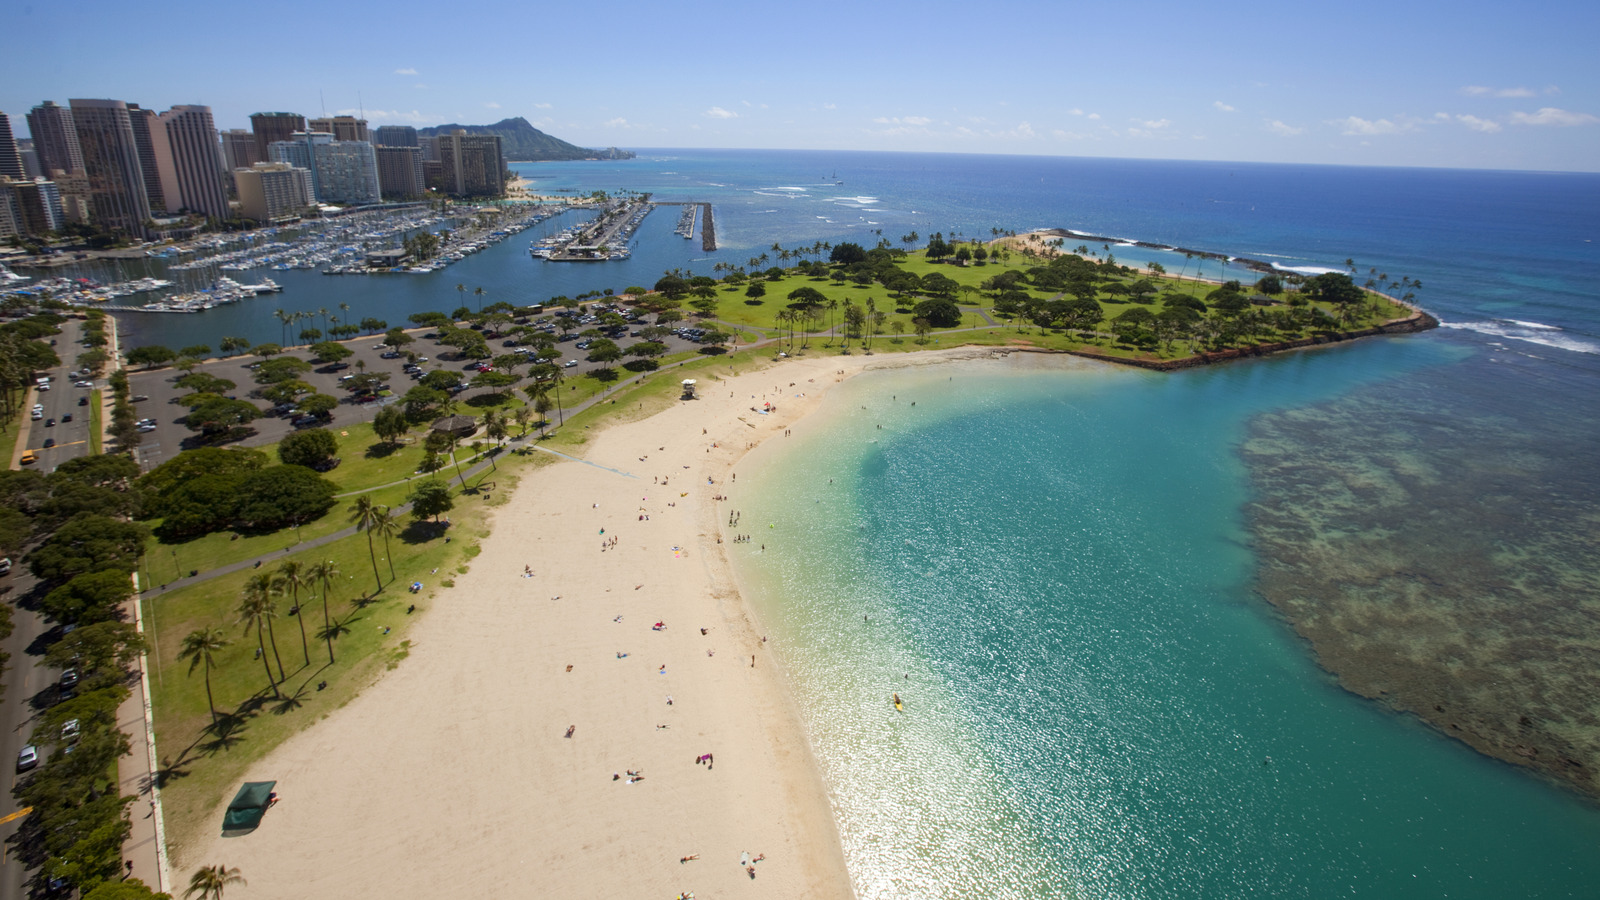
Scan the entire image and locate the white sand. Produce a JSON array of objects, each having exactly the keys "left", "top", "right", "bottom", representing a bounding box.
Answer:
[{"left": 176, "top": 349, "right": 1002, "bottom": 897}]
